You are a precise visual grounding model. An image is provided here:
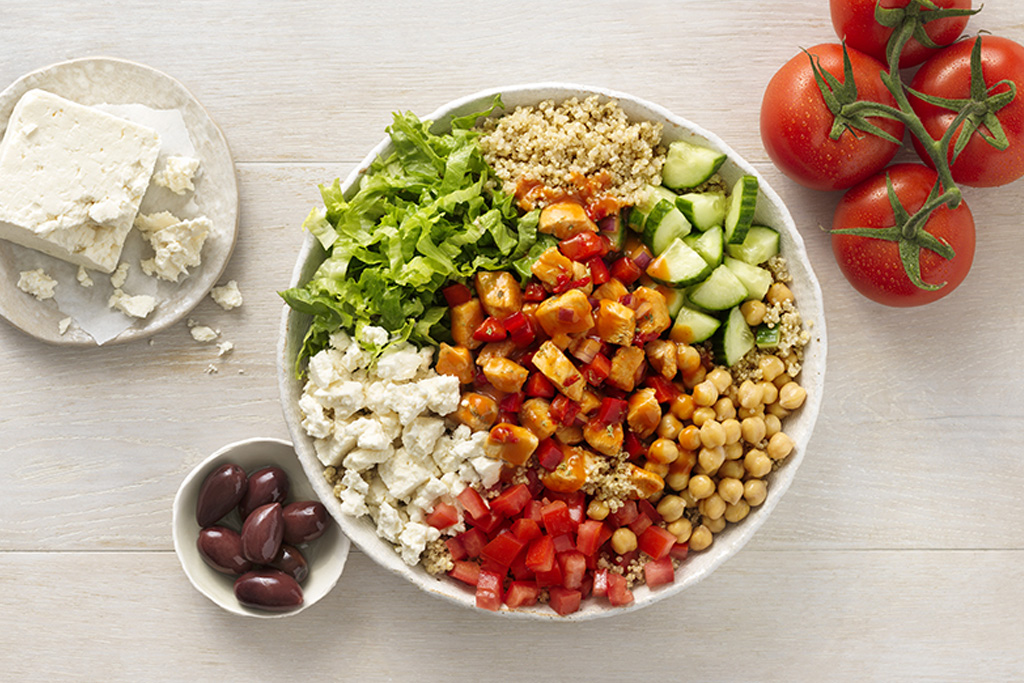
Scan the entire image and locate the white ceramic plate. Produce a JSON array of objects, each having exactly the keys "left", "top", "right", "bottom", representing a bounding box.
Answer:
[
  {"left": 278, "top": 83, "right": 827, "bottom": 620},
  {"left": 0, "top": 57, "right": 238, "bottom": 346}
]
